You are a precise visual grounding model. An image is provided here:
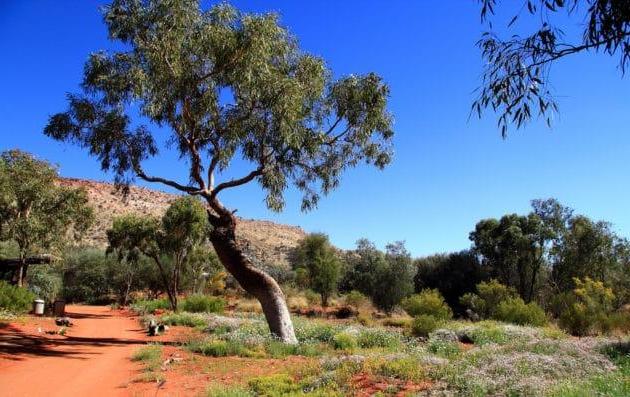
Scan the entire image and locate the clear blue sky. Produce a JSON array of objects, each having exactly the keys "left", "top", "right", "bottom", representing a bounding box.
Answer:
[{"left": 1, "top": 1, "right": 629, "bottom": 257}]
